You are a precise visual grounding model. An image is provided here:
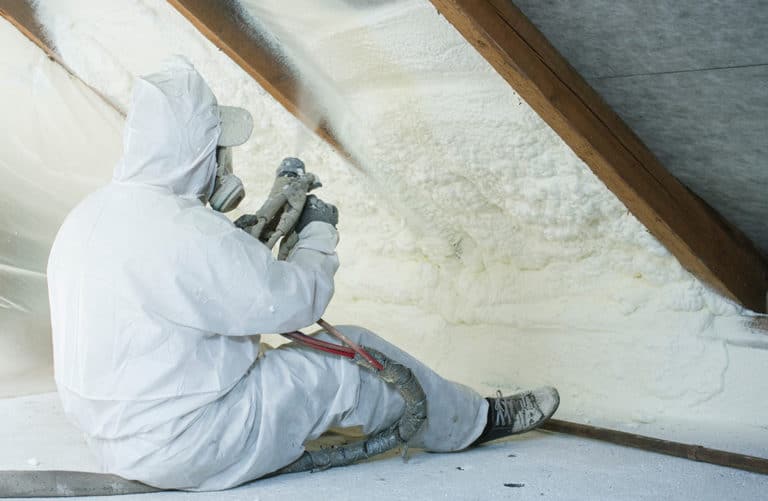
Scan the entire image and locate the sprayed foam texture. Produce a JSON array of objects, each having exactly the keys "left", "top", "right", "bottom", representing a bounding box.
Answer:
[{"left": 0, "top": 0, "right": 764, "bottom": 454}]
